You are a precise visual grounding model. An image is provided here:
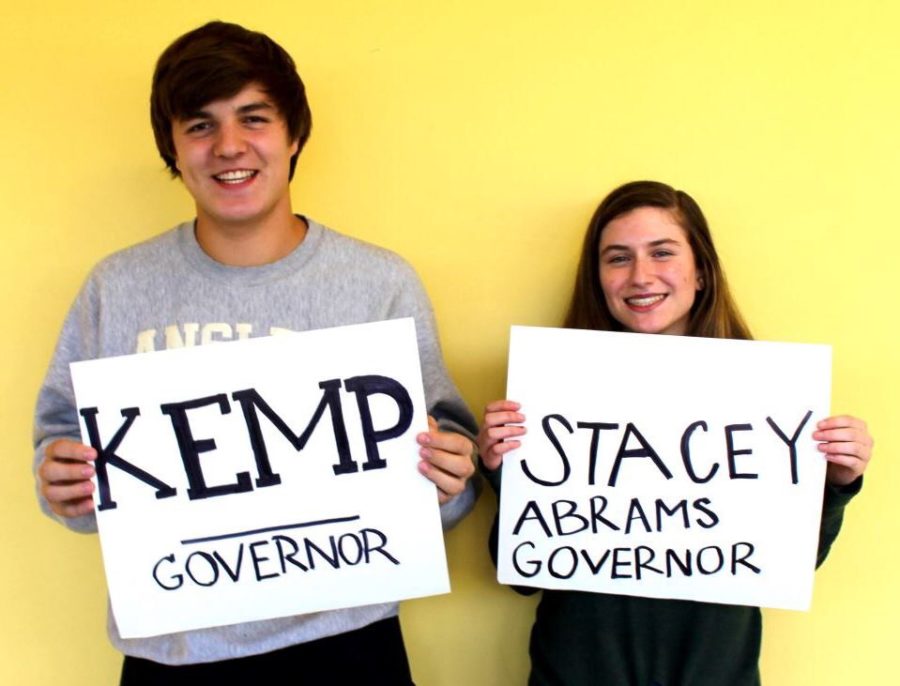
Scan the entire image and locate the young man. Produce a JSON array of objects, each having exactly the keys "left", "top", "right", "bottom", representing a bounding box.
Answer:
[{"left": 34, "top": 21, "right": 478, "bottom": 684}]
